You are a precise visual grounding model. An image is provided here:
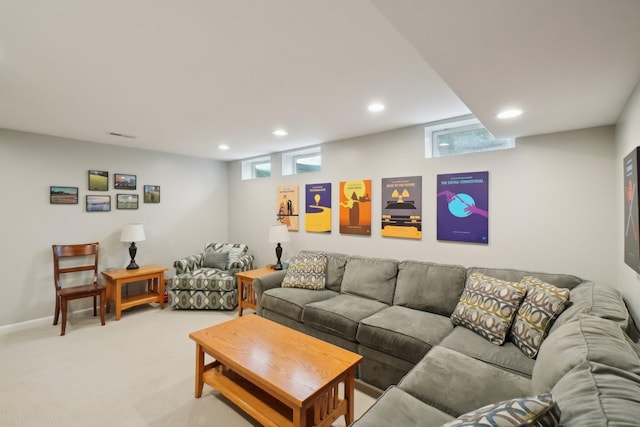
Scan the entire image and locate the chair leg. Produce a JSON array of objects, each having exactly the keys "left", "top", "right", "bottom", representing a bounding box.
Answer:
[
  {"left": 99, "top": 291, "right": 106, "bottom": 326},
  {"left": 93, "top": 295, "right": 97, "bottom": 316},
  {"left": 53, "top": 296, "right": 60, "bottom": 325},
  {"left": 60, "top": 298, "right": 68, "bottom": 336}
]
